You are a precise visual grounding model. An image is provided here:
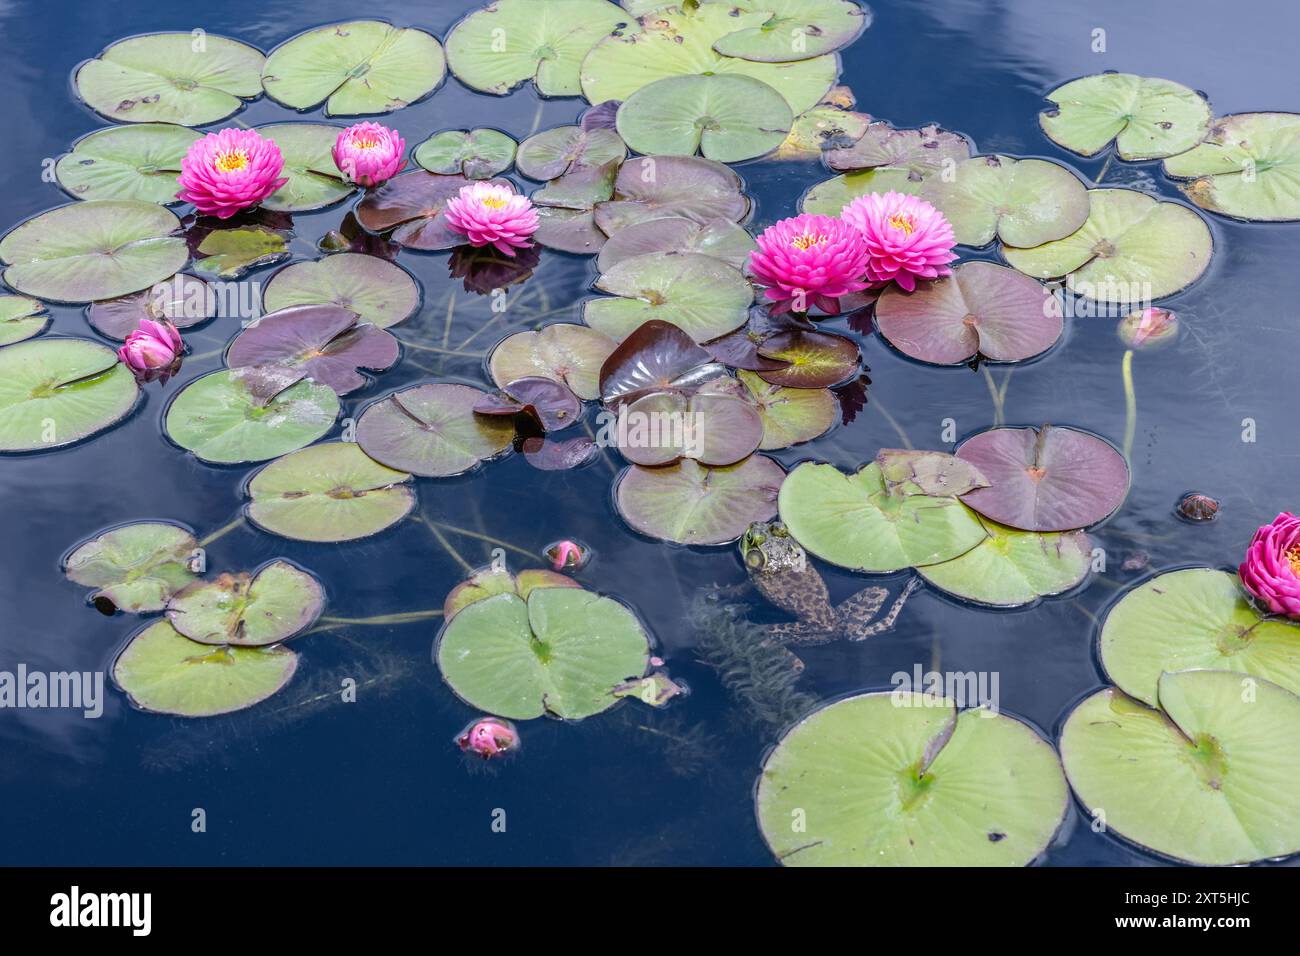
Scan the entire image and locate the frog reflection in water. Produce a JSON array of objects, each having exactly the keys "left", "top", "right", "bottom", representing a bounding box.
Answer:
[{"left": 740, "top": 521, "right": 919, "bottom": 649}]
